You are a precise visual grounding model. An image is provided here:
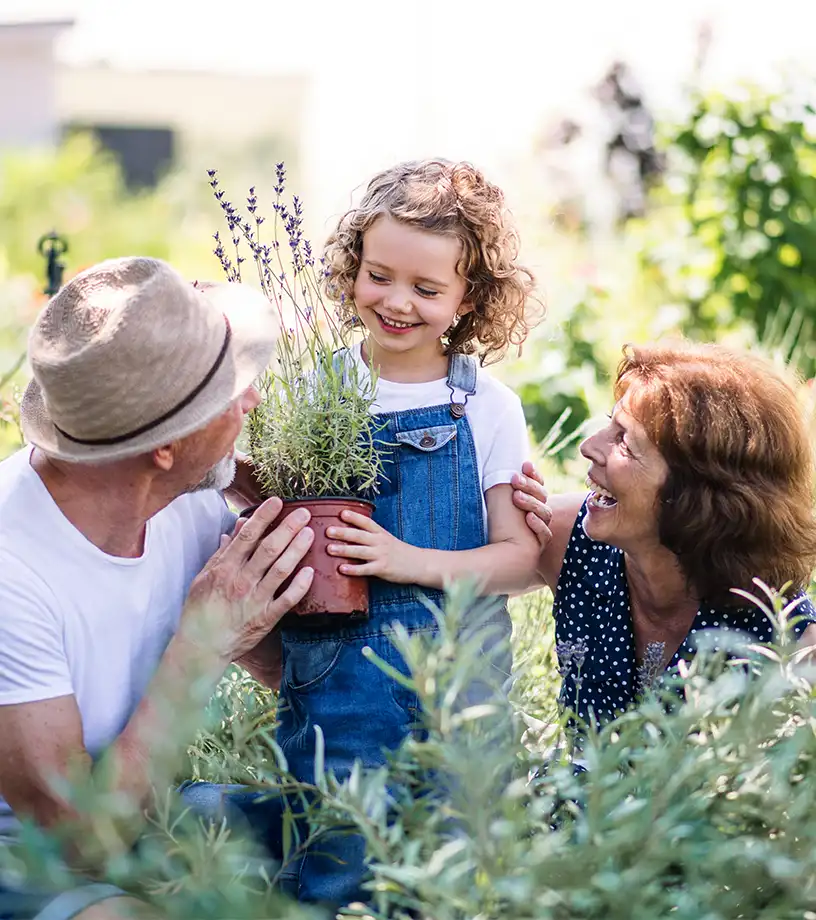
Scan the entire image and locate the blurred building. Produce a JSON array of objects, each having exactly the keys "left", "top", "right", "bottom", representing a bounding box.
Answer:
[
  {"left": 0, "top": 15, "right": 309, "bottom": 190},
  {"left": 0, "top": 18, "right": 74, "bottom": 147},
  {"left": 58, "top": 65, "right": 309, "bottom": 189}
]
